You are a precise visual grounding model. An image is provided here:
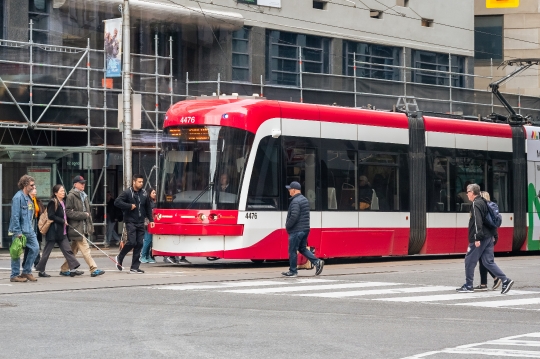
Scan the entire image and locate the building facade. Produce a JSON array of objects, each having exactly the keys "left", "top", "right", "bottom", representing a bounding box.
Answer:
[{"left": 0, "top": 0, "right": 537, "bottom": 246}]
